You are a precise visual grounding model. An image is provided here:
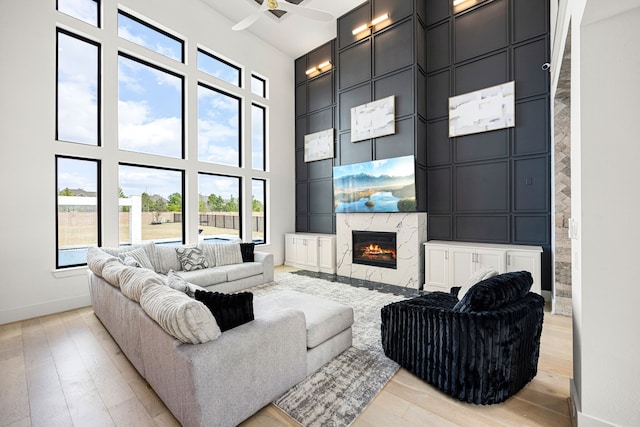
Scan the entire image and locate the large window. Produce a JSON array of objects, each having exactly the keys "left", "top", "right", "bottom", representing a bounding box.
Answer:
[
  {"left": 118, "top": 164, "right": 184, "bottom": 245},
  {"left": 57, "top": 30, "right": 100, "bottom": 145},
  {"left": 252, "top": 179, "right": 266, "bottom": 244},
  {"left": 57, "top": 0, "right": 99, "bottom": 27},
  {"left": 198, "top": 173, "right": 241, "bottom": 241},
  {"left": 197, "top": 83, "right": 241, "bottom": 166},
  {"left": 56, "top": 156, "right": 100, "bottom": 268},
  {"left": 251, "top": 104, "right": 266, "bottom": 171},
  {"left": 198, "top": 49, "right": 241, "bottom": 87},
  {"left": 118, "top": 10, "right": 183, "bottom": 62},
  {"left": 54, "top": 6, "right": 272, "bottom": 268},
  {"left": 118, "top": 54, "right": 183, "bottom": 158}
]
